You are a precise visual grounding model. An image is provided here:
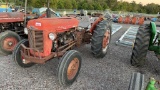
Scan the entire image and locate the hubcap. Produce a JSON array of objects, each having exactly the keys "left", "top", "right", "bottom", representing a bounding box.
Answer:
[
  {"left": 3, "top": 37, "right": 18, "bottom": 51},
  {"left": 102, "top": 30, "right": 110, "bottom": 52},
  {"left": 67, "top": 58, "right": 79, "bottom": 80}
]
